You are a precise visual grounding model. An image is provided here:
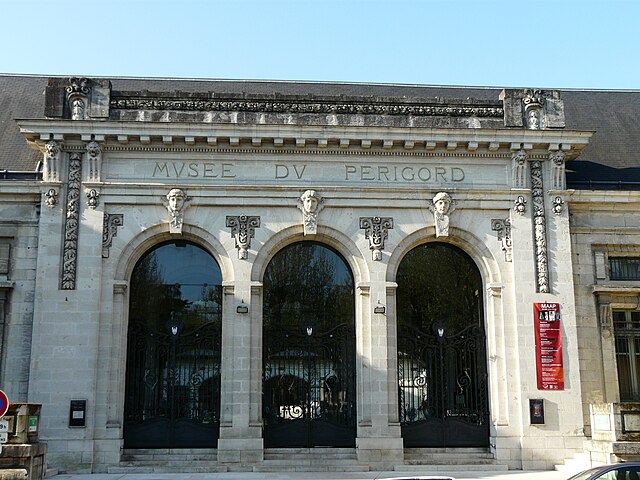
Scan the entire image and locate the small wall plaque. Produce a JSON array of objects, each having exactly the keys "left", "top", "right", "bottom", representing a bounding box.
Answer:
[{"left": 69, "top": 399, "right": 87, "bottom": 428}]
